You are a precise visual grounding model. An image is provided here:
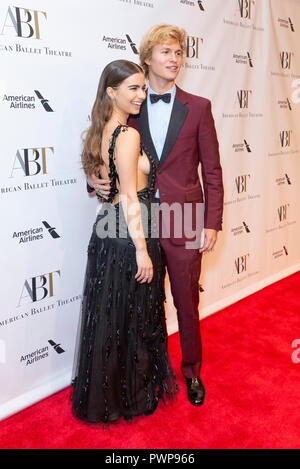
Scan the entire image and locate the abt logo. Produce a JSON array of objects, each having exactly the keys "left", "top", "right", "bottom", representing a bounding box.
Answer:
[
  {"left": 237, "top": 0, "right": 255, "bottom": 19},
  {"left": 235, "top": 254, "right": 249, "bottom": 274},
  {"left": 186, "top": 36, "right": 203, "bottom": 59},
  {"left": 10, "top": 147, "right": 54, "bottom": 177},
  {"left": 280, "top": 52, "right": 293, "bottom": 69},
  {"left": 237, "top": 90, "right": 252, "bottom": 108},
  {"left": 278, "top": 204, "right": 289, "bottom": 222},
  {"left": 18, "top": 270, "right": 61, "bottom": 306},
  {"left": 279, "top": 130, "right": 292, "bottom": 147},
  {"left": 0, "top": 6, "right": 47, "bottom": 39},
  {"left": 235, "top": 174, "right": 250, "bottom": 193}
]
